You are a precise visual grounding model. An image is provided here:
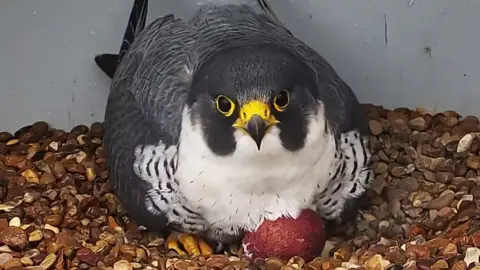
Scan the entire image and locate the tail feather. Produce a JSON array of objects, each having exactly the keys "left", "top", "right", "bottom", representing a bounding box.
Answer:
[
  {"left": 256, "top": 0, "right": 292, "bottom": 36},
  {"left": 94, "top": 0, "right": 149, "bottom": 79},
  {"left": 119, "top": 0, "right": 149, "bottom": 63},
  {"left": 94, "top": 54, "right": 119, "bottom": 79}
]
